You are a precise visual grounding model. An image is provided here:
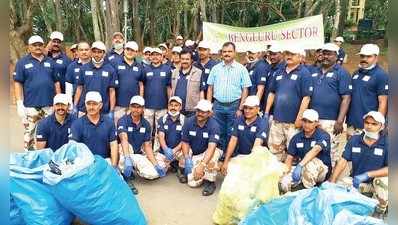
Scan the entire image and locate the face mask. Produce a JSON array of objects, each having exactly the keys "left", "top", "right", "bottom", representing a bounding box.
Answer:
[
  {"left": 143, "top": 59, "right": 150, "bottom": 65},
  {"left": 114, "top": 43, "right": 124, "bottom": 50},
  {"left": 168, "top": 111, "right": 180, "bottom": 117},
  {"left": 363, "top": 129, "right": 380, "bottom": 140},
  {"left": 359, "top": 63, "right": 376, "bottom": 70},
  {"left": 92, "top": 57, "right": 104, "bottom": 65}
]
